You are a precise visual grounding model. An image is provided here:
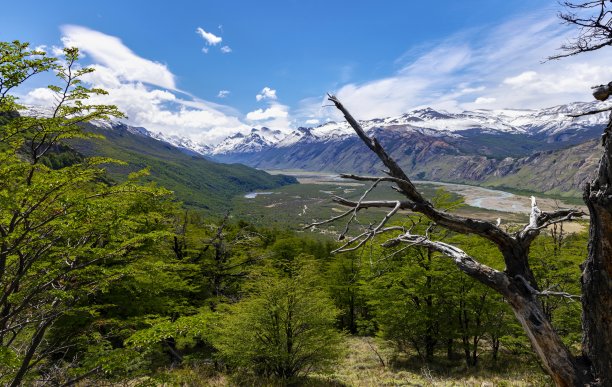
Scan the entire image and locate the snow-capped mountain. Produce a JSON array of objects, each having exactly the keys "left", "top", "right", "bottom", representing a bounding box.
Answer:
[
  {"left": 150, "top": 131, "right": 212, "bottom": 155},
  {"left": 18, "top": 100, "right": 608, "bottom": 197},
  {"left": 208, "top": 101, "right": 610, "bottom": 156},
  {"left": 212, "top": 127, "right": 285, "bottom": 155},
  {"left": 21, "top": 101, "right": 609, "bottom": 159},
  {"left": 201, "top": 101, "right": 607, "bottom": 197}
]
